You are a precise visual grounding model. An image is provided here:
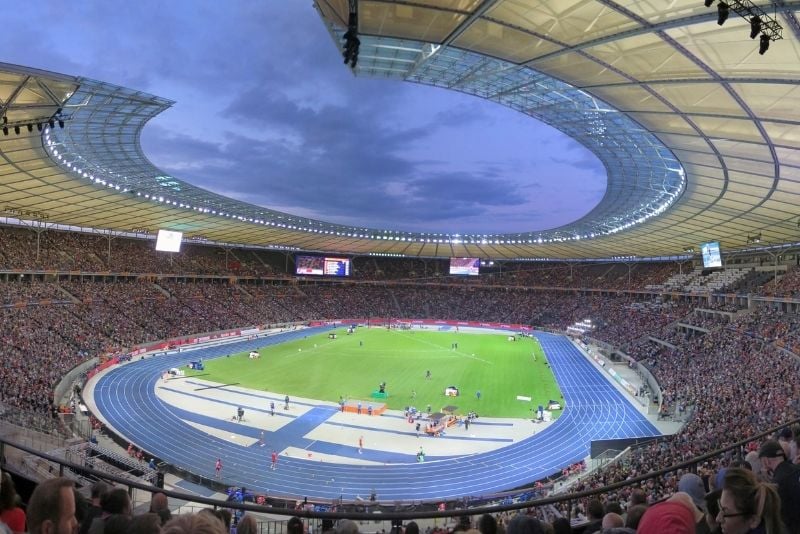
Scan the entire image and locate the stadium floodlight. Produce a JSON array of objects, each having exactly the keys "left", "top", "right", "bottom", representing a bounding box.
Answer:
[
  {"left": 750, "top": 16, "right": 761, "bottom": 38},
  {"left": 705, "top": 0, "right": 783, "bottom": 49},
  {"left": 717, "top": 2, "right": 729, "bottom": 25},
  {"left": 341, "top": 1, "right": 359, "bottom": 68},
  {"left": 759, "top": 33, "right": 770, "bottom": 54}
]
